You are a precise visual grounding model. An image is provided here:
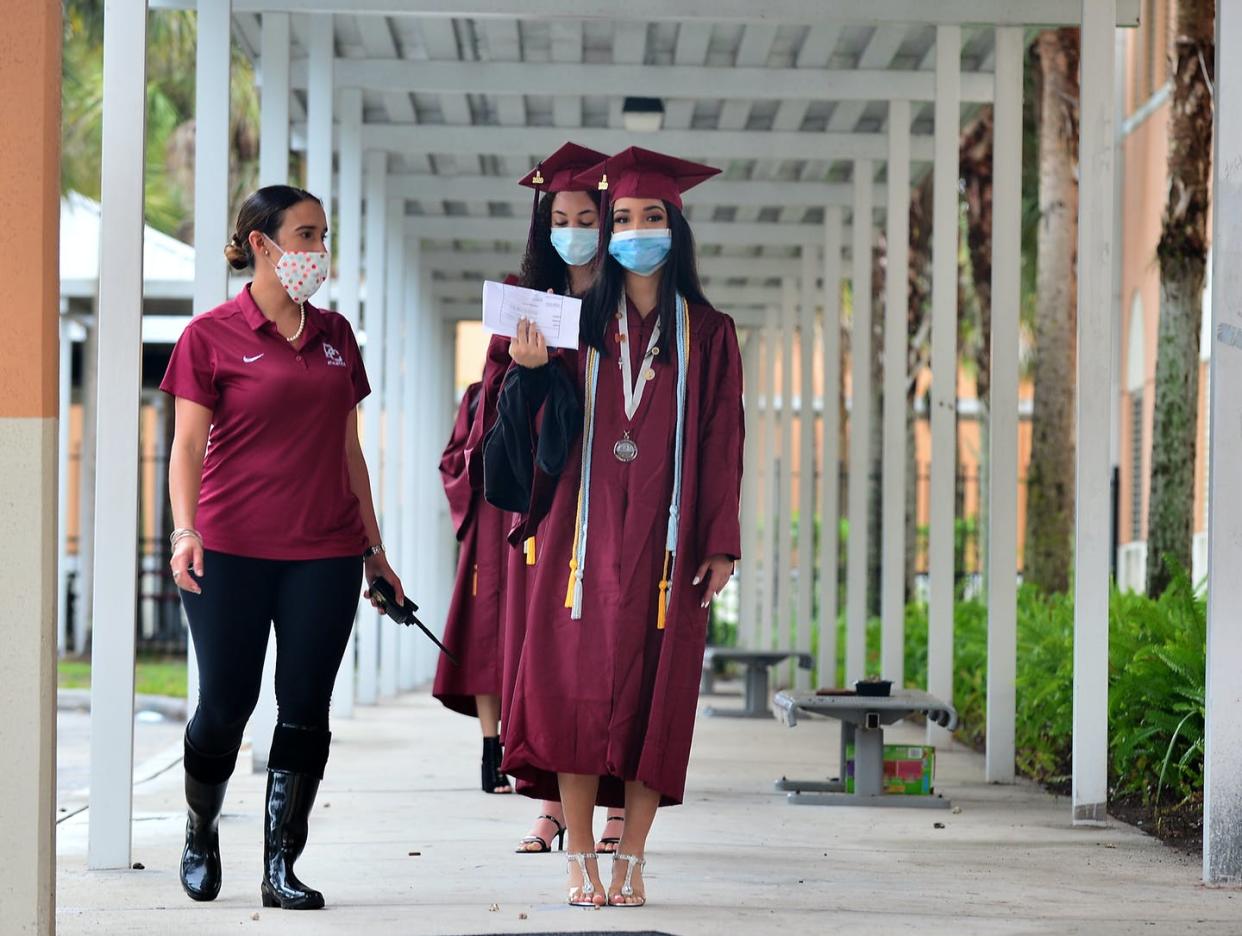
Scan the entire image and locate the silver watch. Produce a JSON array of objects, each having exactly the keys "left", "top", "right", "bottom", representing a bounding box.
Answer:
[{"left": 363, "top": 543, "right": 385, "bottom": 559}]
